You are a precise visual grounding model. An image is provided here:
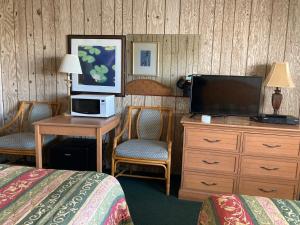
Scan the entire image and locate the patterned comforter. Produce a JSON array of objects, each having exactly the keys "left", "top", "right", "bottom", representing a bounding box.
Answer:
[
  {"left": 198, "top": 194, "right": 300, "bottom": 225},
  {"left": 0, "top": 164, "right": 133, "bottom": 225}
]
